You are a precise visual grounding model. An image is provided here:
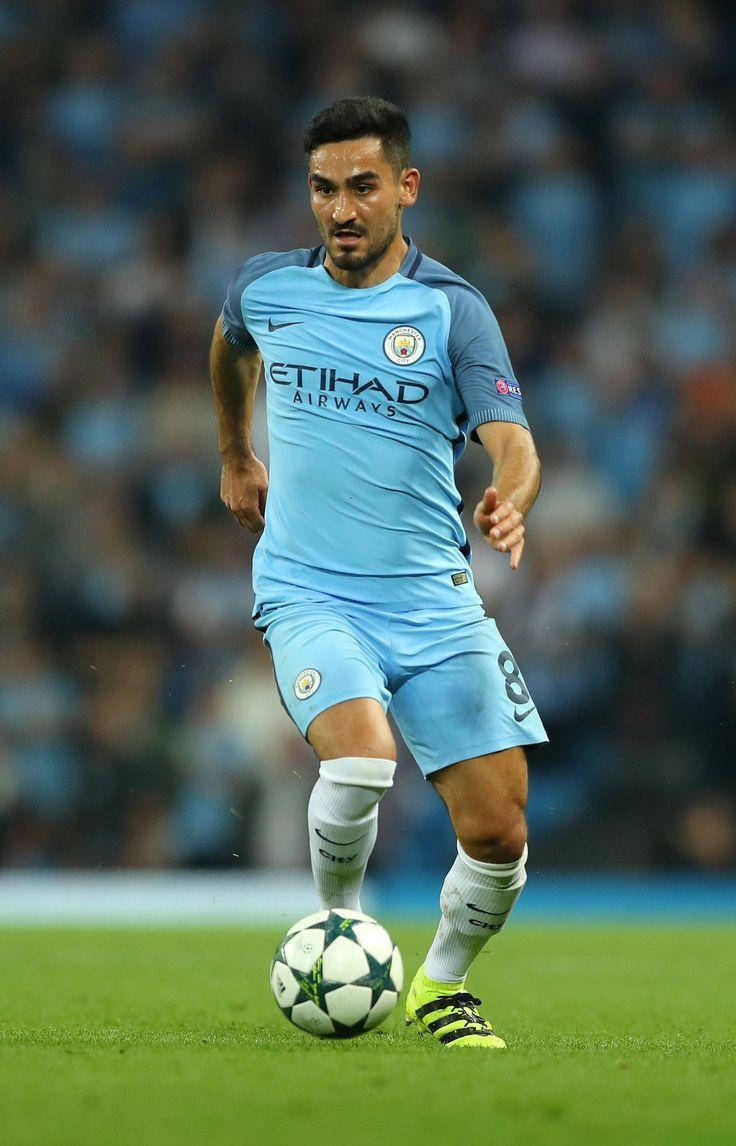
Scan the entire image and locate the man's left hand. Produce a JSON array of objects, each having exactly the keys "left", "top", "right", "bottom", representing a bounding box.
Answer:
[{"left": 473, "top": 486, "right": 525, "bottom": 570}]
